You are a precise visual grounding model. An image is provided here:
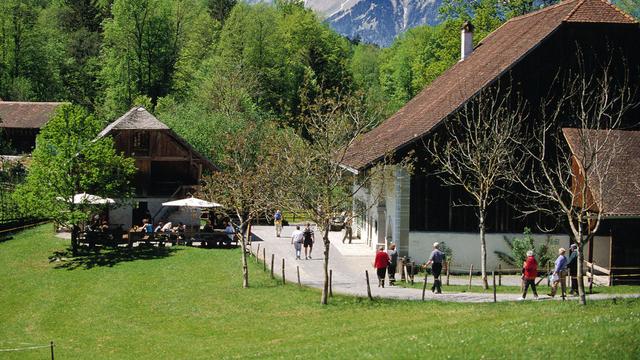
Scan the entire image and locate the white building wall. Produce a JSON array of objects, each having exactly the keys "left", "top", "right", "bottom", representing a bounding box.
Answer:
[{"left": 409, "top": 232, "right": 570, "bottom": 272}]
